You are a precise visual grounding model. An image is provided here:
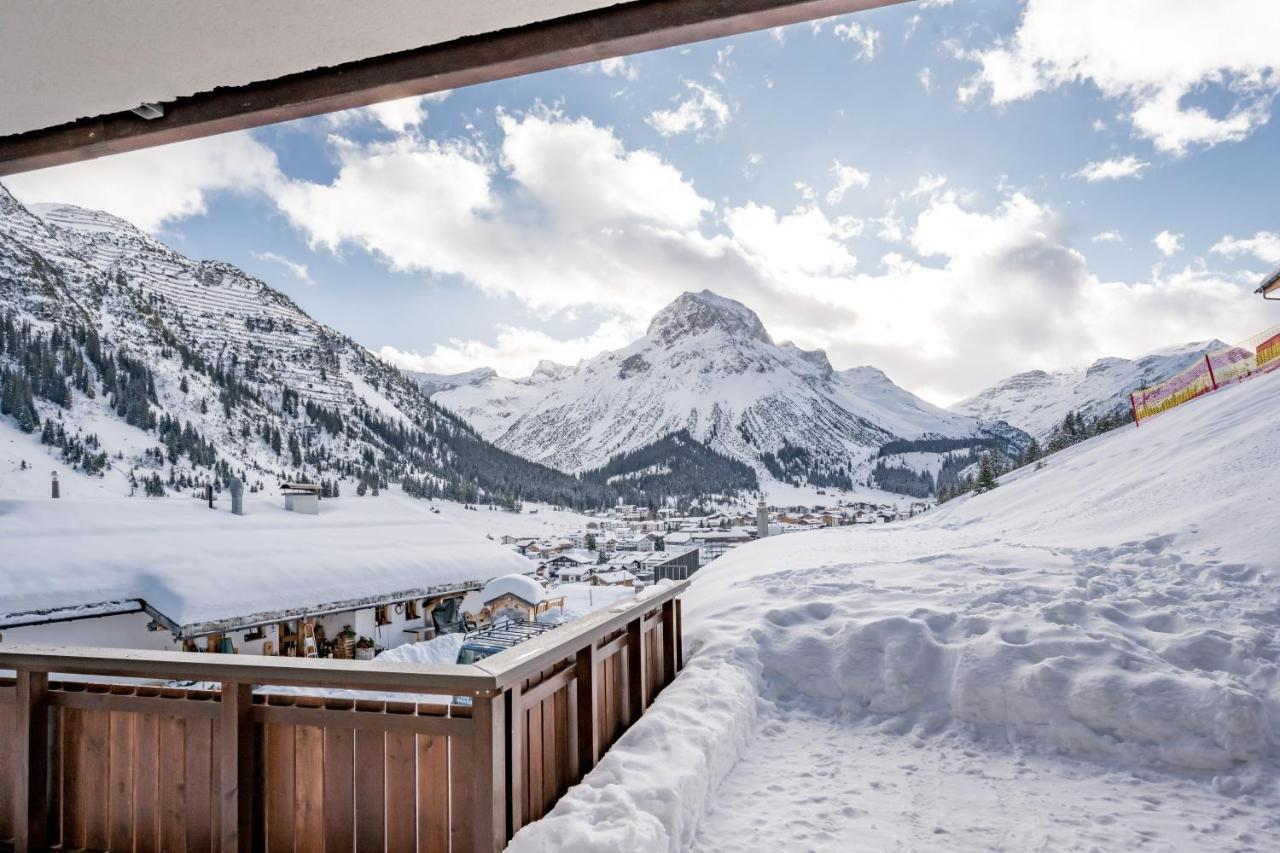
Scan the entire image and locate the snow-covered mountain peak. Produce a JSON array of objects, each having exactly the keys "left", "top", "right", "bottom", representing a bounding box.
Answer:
[
  {"left": 531, "top": 359, "right": 577, "bottom": 381},
  {"left": 646, "top": 290, "right": 772, "bottom": 346},
  {"left": 29, "top": 203, "right": 143, "bottom": 239},
  {"left": 779, "top": 342, "right": 834, "bottom": 378}
]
